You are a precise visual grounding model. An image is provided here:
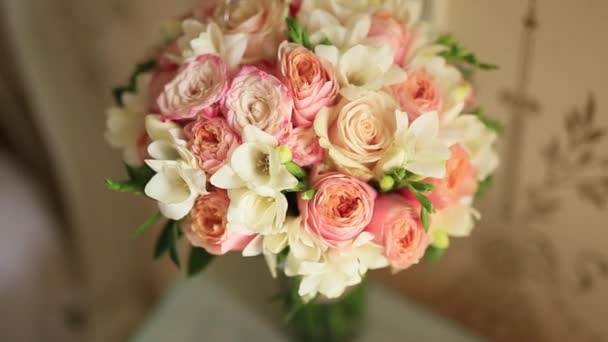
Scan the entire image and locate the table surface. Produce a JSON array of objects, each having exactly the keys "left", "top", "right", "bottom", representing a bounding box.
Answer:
[{"left": 131, "top": 256, "right": 483, "bottom": 342}]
